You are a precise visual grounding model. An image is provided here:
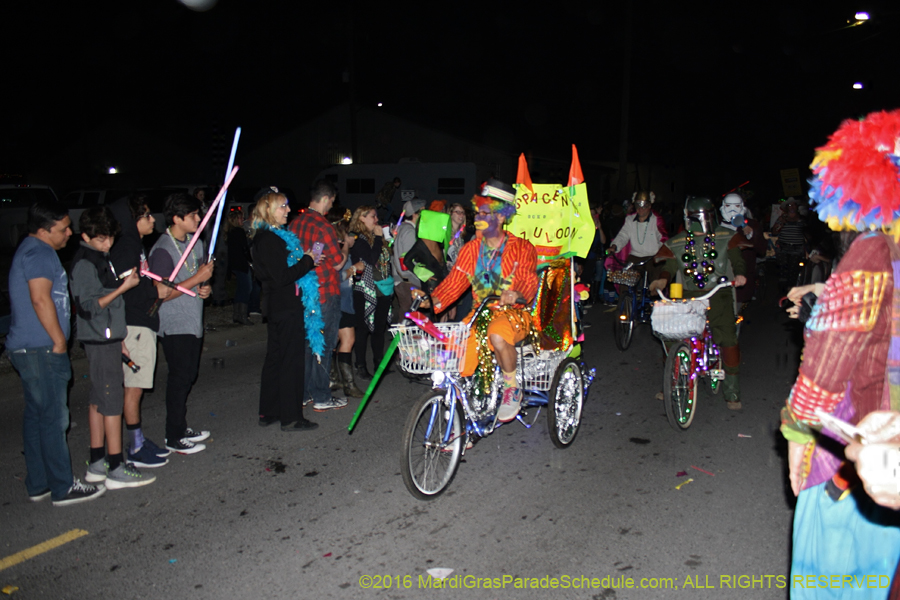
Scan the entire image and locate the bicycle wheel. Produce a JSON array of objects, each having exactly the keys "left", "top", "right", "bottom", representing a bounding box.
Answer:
[
  {"left": 663, "top": 341, "right": 698, "bottom": 431},
  {"left": 547, "top": 358, "right": 584, "bottom": 448},
  {"left": 400, "top": 388, "right": 464, "bottom": 500},
  {"left": 614, "top": 291, "right": 634, "bottom": 351}
]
